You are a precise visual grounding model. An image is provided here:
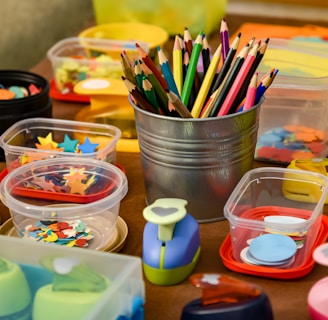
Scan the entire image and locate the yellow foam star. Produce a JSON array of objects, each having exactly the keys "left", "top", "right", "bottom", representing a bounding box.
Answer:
[{"left": 37, "top": 133, "right": 58, "bottom": 149}]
